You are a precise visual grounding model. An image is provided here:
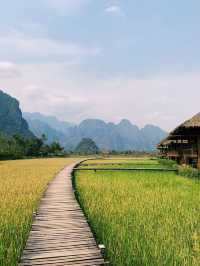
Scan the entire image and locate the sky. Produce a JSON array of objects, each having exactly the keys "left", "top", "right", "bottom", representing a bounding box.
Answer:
[{"left": 0, "top": 0, "right": 200, "bottom": 131}]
